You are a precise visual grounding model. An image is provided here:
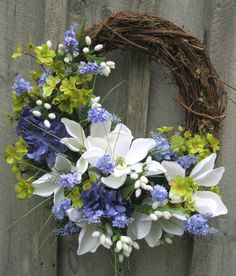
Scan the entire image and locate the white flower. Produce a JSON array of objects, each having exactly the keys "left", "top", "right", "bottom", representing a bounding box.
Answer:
[
  {"left": 128, "top": 210, "right": 186, "bottom": 247},
  {"left": 46, "top": 40, "right": 52, "bottom": 48},
  {"left": 32, "top": 155, "right": 87, "bottom": 206},
  {"left": 83, "top": 47, "right": 89, "bottom": 54},
  {"left": 94, "top": 44, "right": 103, "bottom": 51},
  {"left": 85, "top": 36, "right": 92, "bottom": 46},
  {"left": 162, "top": 153, "right": 228, "bottom": 217}
]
